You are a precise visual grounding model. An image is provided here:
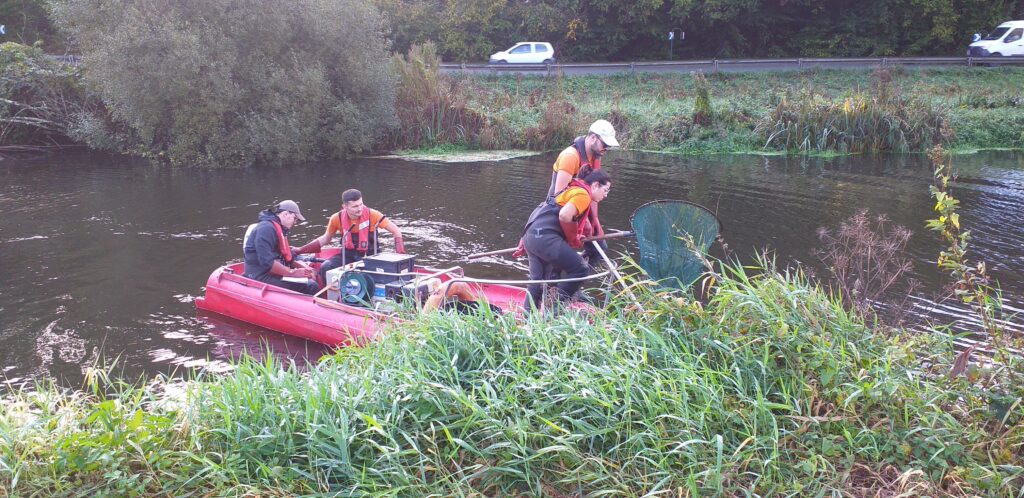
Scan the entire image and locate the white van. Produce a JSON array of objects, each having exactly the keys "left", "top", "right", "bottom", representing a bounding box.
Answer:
[
  {"left": 967, "top": 20, "right": 1024, "bottom": 57},
  {"left": 488, "top": 42, "right": 555, "bottom": 64}
]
